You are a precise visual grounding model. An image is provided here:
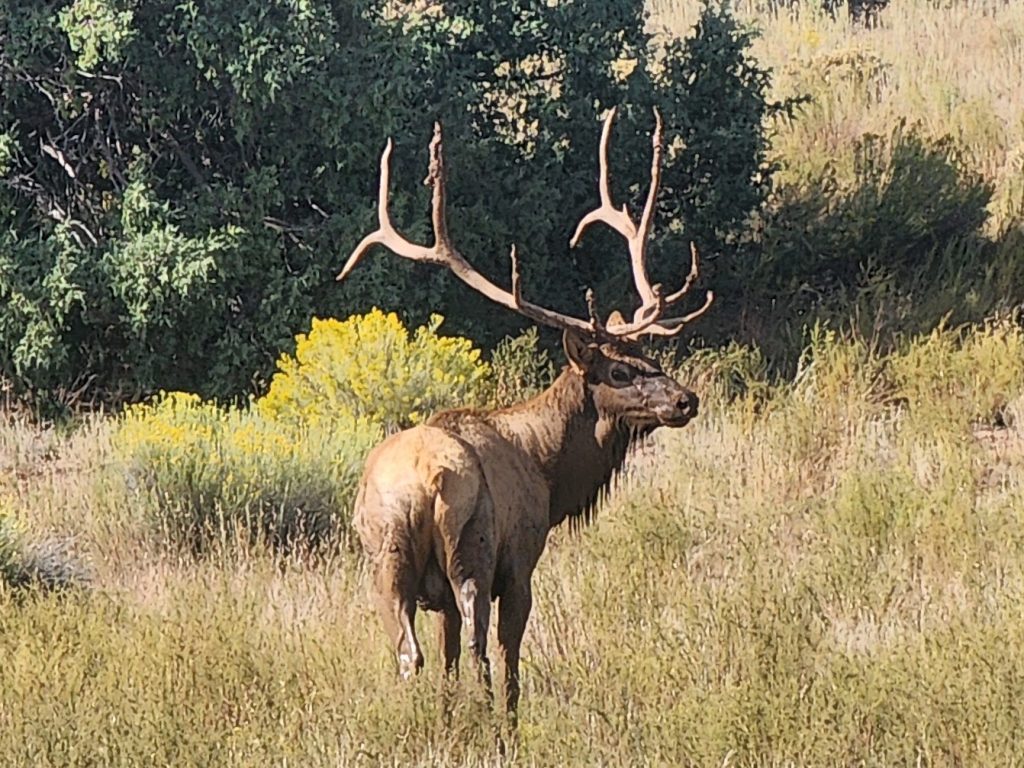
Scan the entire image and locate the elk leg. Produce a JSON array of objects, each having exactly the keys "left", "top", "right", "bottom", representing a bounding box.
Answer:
[
  {"left": 396, "top": 600, "right": 423, "bottom": 680},
  {"left": 371, "top": 554, "right": 424, "bottom": 680},
  {"left": 457, "top": 578, "right": 493, "bottom": 693},
  {"left": 438, "top": 503, "right": 494, "bottom": 694},
  {"left": 435, "top": 602, "right": 463, "bottom": 726},
  {"left": 498, "top": 584, "right": 532, "bottom": 721},
  {"left": 438, "top": 605, "right": 462, "bottom": 675}
]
